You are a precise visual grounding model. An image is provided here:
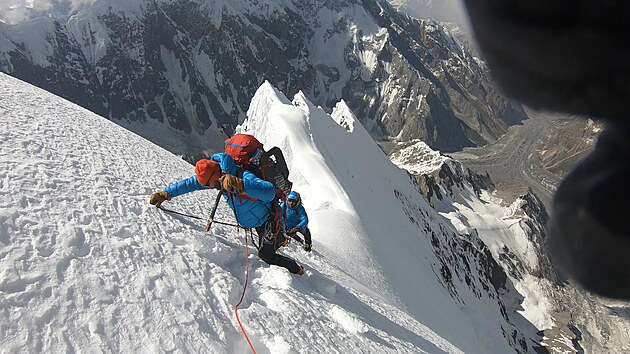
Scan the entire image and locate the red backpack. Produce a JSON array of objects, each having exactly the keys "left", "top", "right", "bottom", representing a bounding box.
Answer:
[
  {"left": 224, "top": 134, "right": 264, "bottom": 167},
  {"left": 224, "top": 134, "right": 292, "bottom": 198}
]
